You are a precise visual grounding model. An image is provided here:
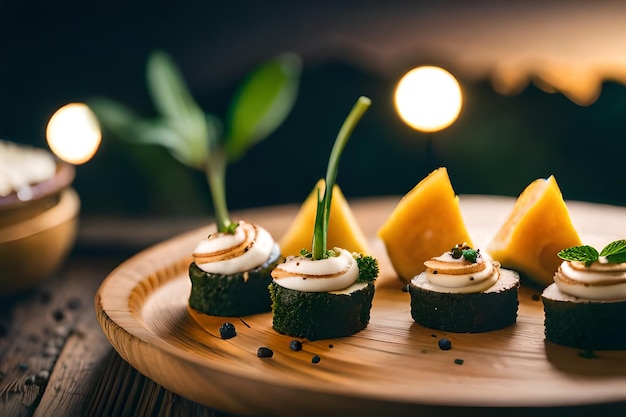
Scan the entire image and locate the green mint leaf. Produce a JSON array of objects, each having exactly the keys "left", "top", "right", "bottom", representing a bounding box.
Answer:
[
  {"left": 600, "top": 240, "right": 626, "bottom": 257},
  {"left": 558, "top": 245, "right": 599, "bottom": 266},
  {"left": 606, "top": 252, "right": 626, "bottom": 264},
  {"left": 225, "top": 53, "right": 301, "bottom": 161}
]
